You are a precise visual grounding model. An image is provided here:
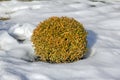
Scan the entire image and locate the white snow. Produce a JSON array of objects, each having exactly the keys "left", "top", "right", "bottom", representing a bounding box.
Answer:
[
  {"left": 8, "top": 23, "right": 35, "bottom": 40},
  {"left": 0, "top": 0, "right": 120, "bottom": 80},
  {"left": 0, "top": 31, "right": 19, "bottom": 50}
]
